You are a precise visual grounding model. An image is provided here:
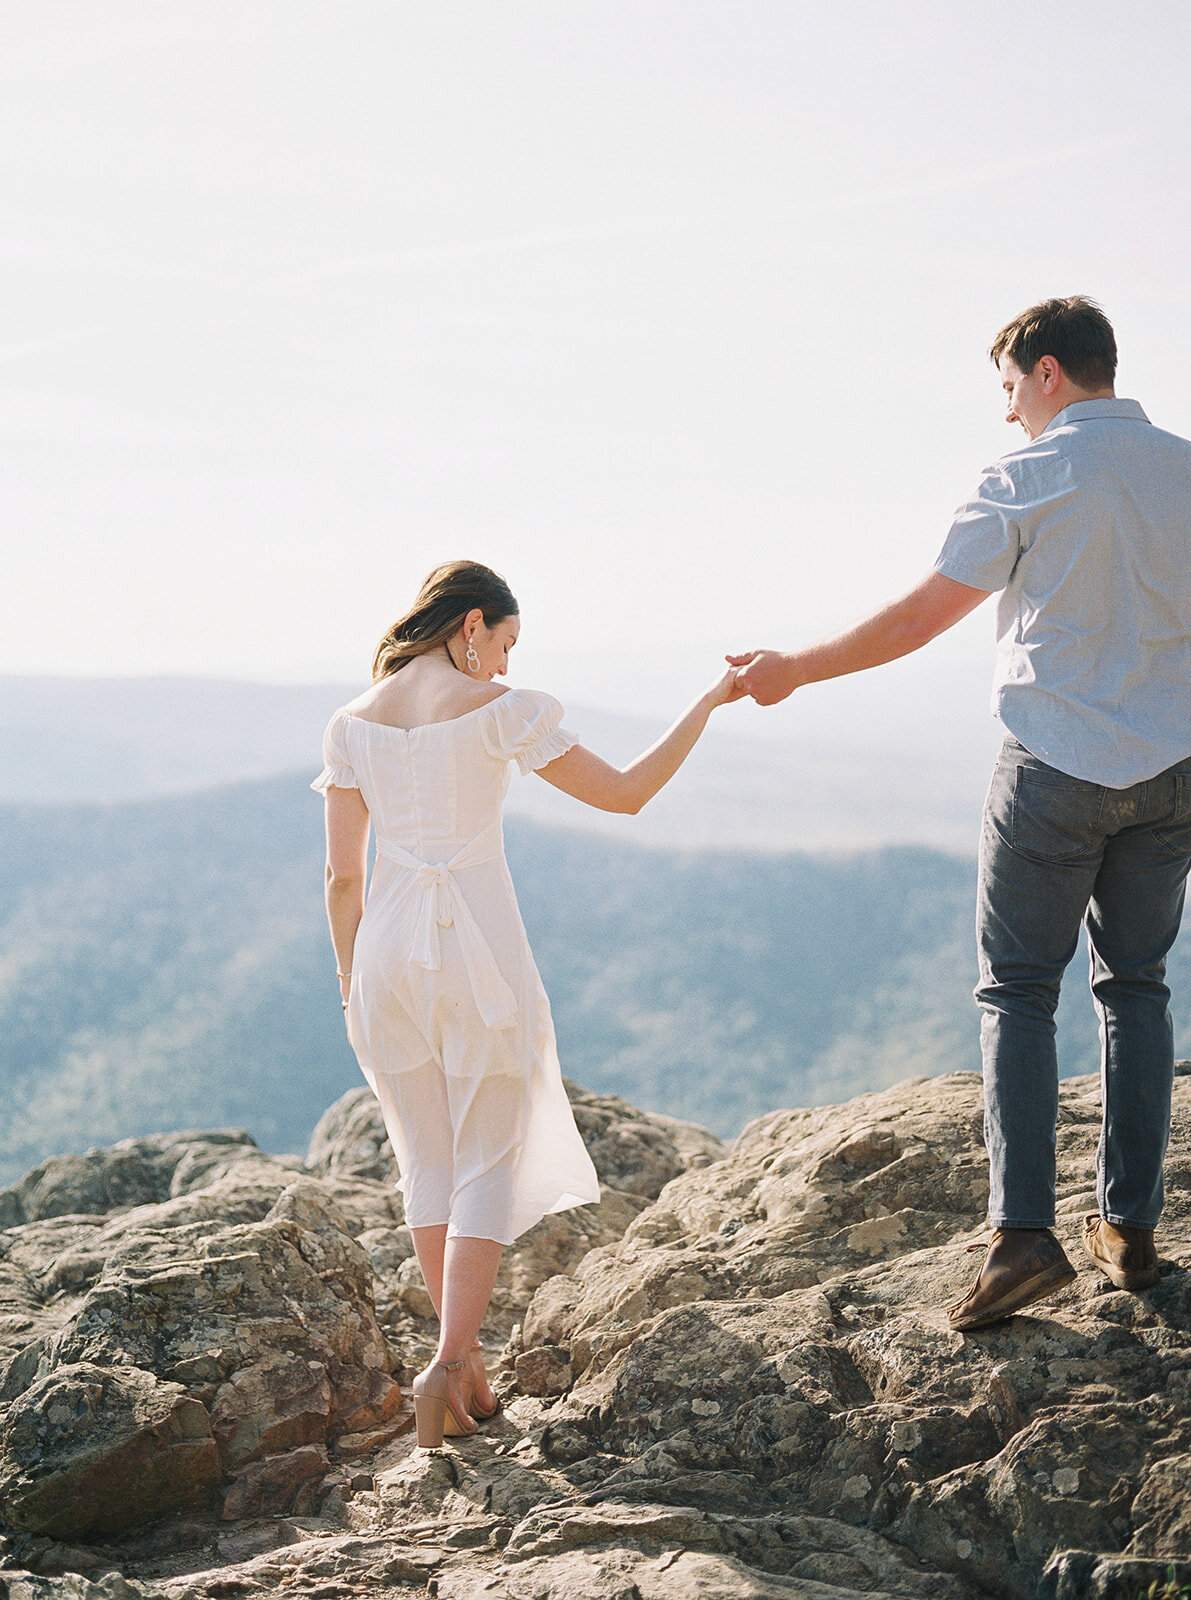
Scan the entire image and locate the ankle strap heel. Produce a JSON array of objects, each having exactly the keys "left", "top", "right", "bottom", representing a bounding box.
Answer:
[{"left": 412, "top": 1359, "right": 476, "bottom": 1449}]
